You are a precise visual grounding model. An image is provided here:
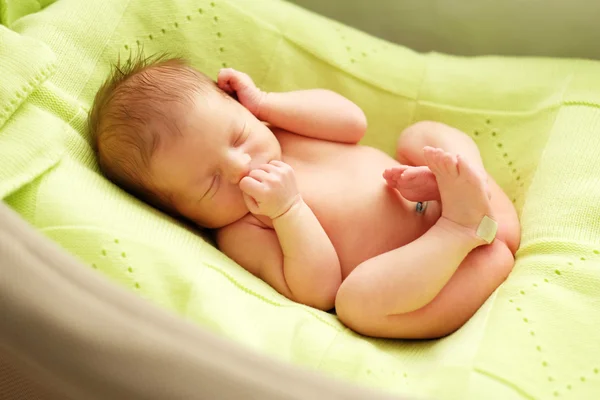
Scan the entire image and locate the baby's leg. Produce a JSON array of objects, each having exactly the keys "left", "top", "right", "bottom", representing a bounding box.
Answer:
[
  {"left": 335, "top": 147, "right": 498, "bottom": 338},
  {"left": 396, "top": 121, "right": 520, "bottom": 253},
  {"left": 332, "top": 121, "right": 518, "bottom": 339},
  {"left": 386, "top": 121, "right": 485, "bottom": 205},
  {"left": 337, "top": 238, "right": 514, "bottom": 339}
]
